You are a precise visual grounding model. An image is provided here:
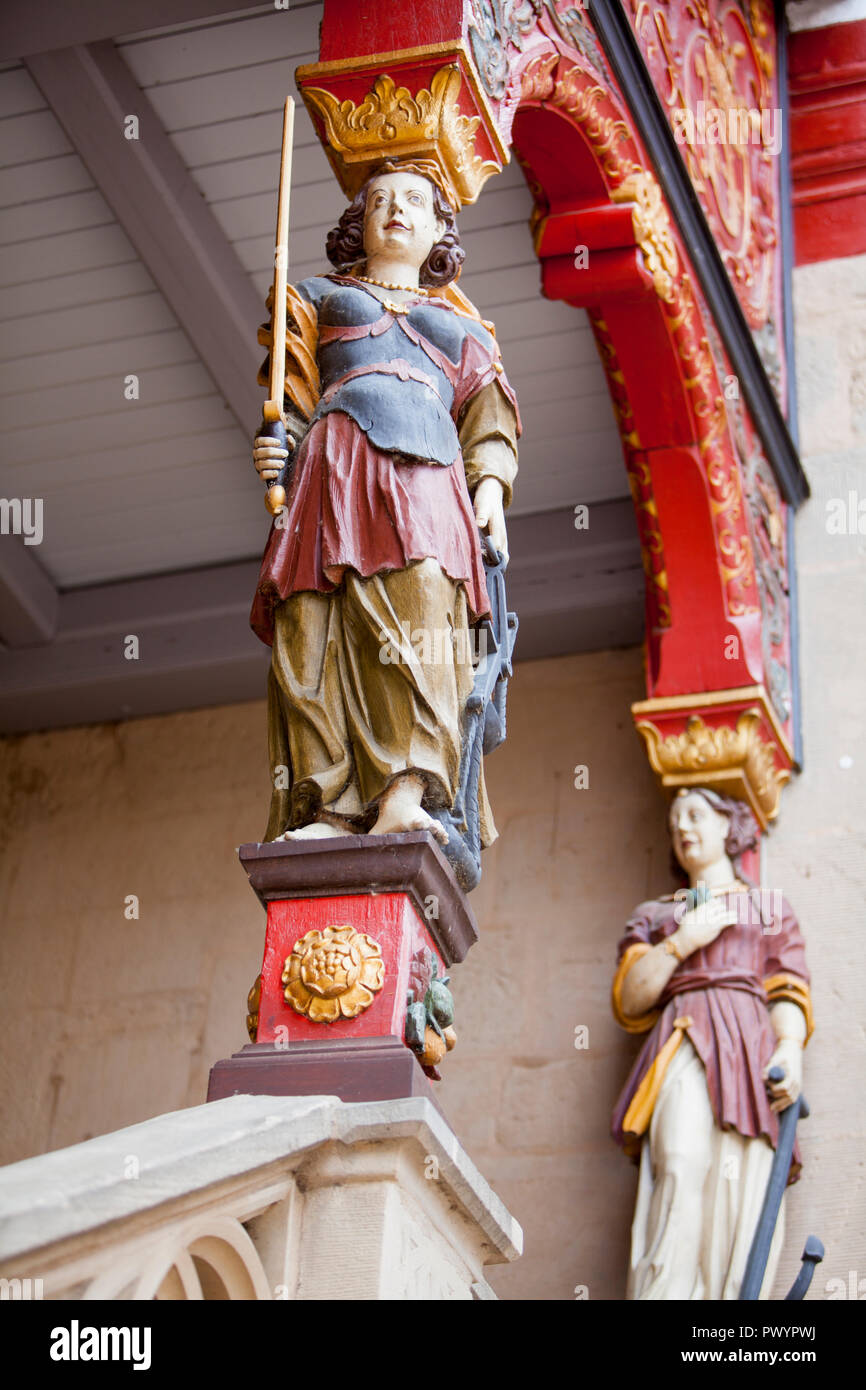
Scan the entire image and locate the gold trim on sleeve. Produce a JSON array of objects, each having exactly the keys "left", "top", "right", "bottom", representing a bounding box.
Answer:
[
  {"left": 612, "top": 942, "right": 660, "bottom": 1034},
  {"left": 764, "top": 973, "right": 814, "bottom": 1042}
]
